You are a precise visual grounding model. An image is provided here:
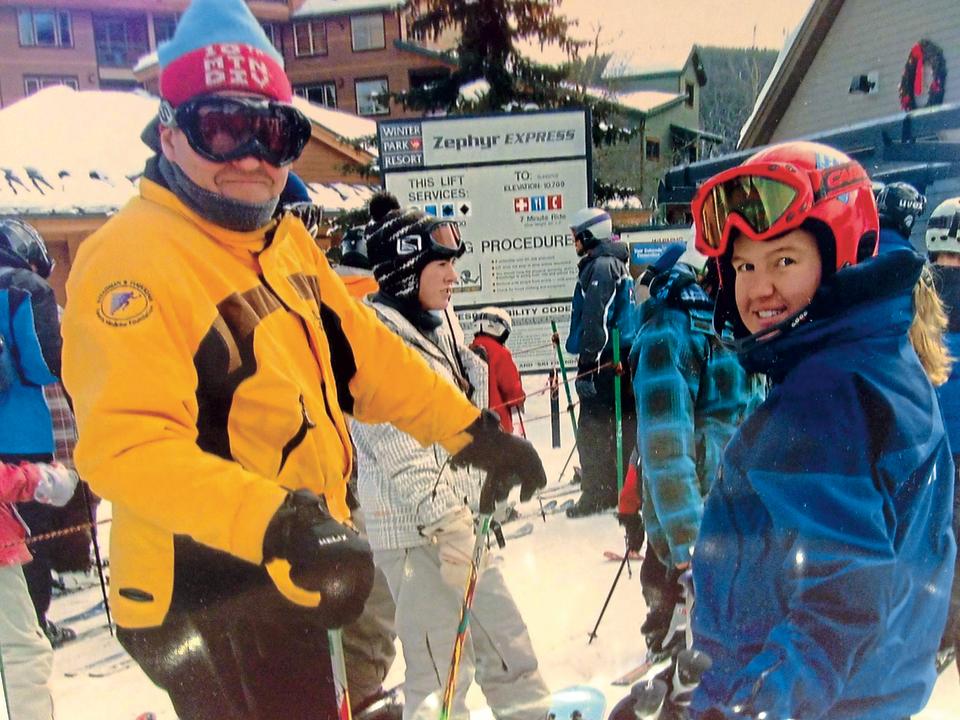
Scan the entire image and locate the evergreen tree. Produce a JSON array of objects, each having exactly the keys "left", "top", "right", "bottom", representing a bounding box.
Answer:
[{"left": 397, "top": 0, "right": 638, "bottom": 200}]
